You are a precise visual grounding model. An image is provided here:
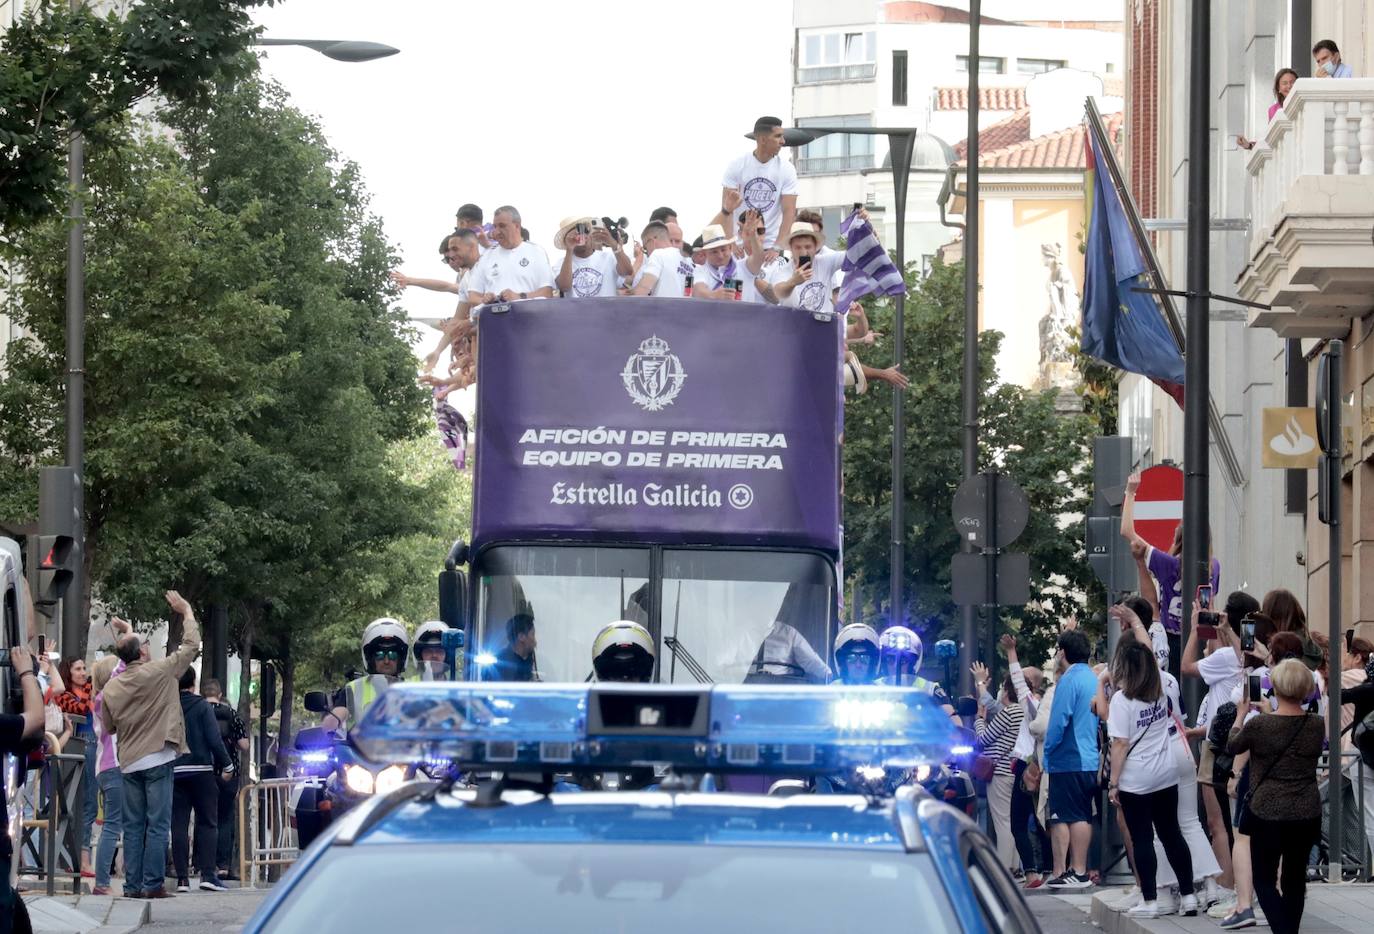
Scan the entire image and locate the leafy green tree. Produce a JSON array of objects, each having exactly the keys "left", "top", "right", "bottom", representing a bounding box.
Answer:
[
  {"left": 0, "top": 0, "right": 271, "bottom": 232},
  {"left": 841, "top": 260, "right": 1096, "bottom": 672}
]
